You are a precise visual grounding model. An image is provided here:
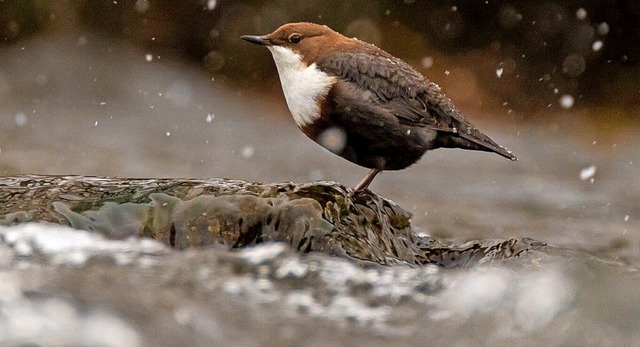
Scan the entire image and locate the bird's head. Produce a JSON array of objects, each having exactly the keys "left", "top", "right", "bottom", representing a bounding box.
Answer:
[{"left": 242, "top": 22, "right": 349, "bottom": 66}]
